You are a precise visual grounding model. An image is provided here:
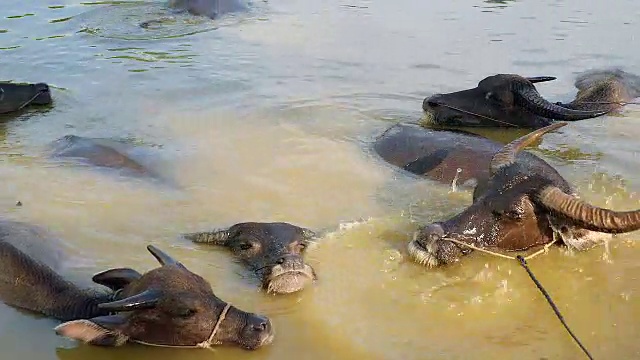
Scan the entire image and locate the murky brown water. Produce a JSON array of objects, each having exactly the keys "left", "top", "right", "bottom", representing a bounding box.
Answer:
[{"left": 2, "top": 0, "right": 640, "bottom": 359}]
